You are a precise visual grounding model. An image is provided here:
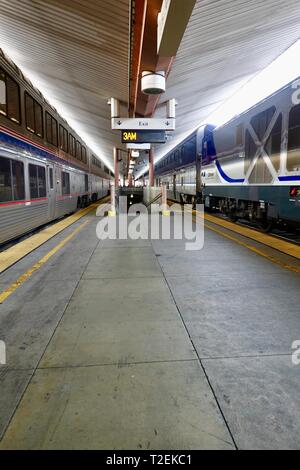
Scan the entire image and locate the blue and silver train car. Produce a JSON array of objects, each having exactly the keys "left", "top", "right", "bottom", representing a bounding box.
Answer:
[
  {"left": 0, "top": 49, "right": 111, "bottom": 245},
  {"left": 154, "top": 79, "right": 300, "bottom": 229}
]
